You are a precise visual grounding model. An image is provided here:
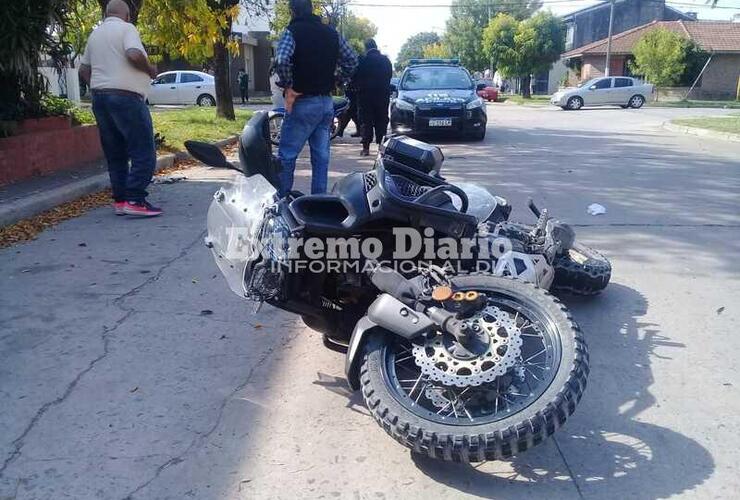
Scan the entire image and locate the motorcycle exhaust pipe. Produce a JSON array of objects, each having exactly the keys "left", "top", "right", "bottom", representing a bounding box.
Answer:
[{"left": 368, "top": 265, "right": 423, "bottom": 309}]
